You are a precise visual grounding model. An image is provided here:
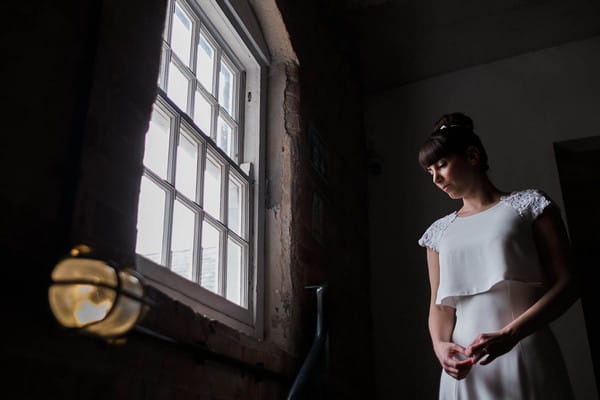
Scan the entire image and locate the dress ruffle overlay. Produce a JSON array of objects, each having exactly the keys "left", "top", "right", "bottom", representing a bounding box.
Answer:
[{"left": 418, "top": 189, "right": 575, "bottom": 400}]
